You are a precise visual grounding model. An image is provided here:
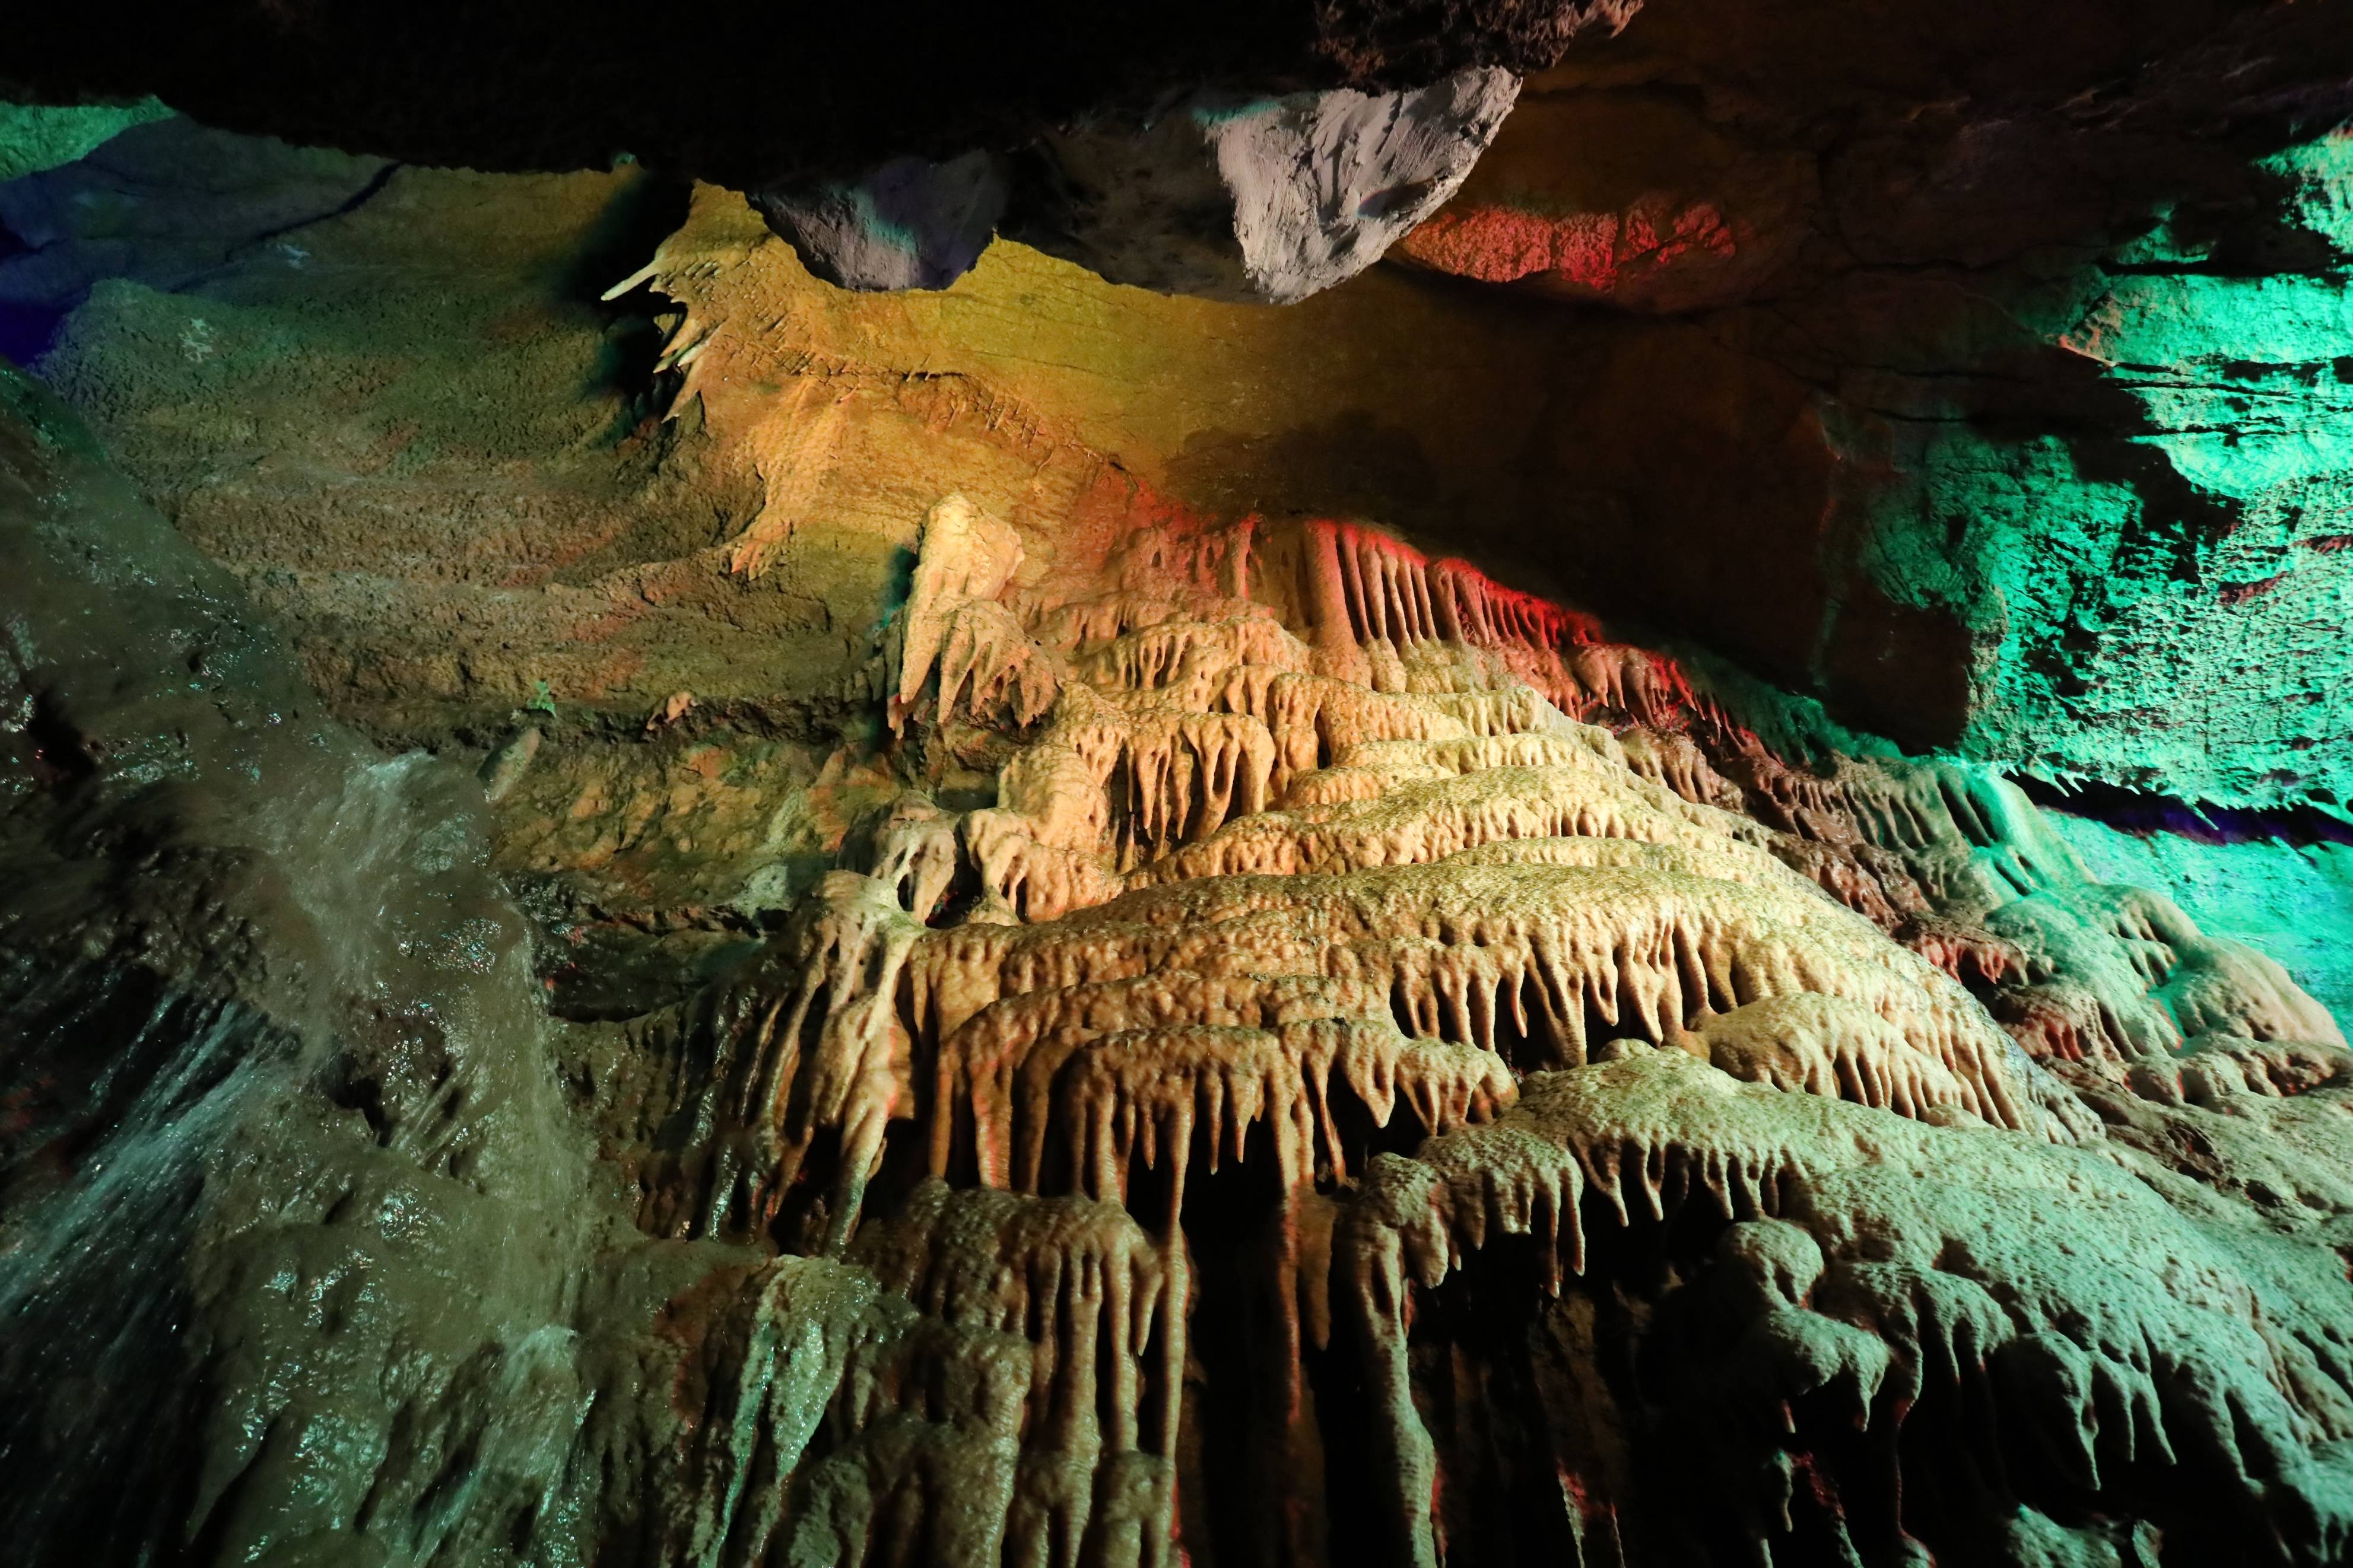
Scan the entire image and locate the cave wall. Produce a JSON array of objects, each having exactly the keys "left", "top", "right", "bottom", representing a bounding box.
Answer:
[
  {"left": 11, "top": 333, "right": 2353, "bottom": 1564},
  {"left": 1390, "top": 1, "right": 2353, "bottom": 804},
  {"left": 13, "top": 101, "right": 2353, "bottom": 1017},
  {"left": 7, "top": 5, "right": 2353, "bottom": 1564},
  {"left": 0, "top": 93, "right": 168, "bottom": 183},
  {"left": 0, "top": 120, "right": 1599, "bottom": 1014},
  {"left": 2043, "top": 804, "right": 2353, "bottom": 1021},
  {"left": 13, "top": 0, "right": 2353, "bottom": 815},
  {"left": 22, "top": 78, "right": 2353, "bottom": 819}
]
